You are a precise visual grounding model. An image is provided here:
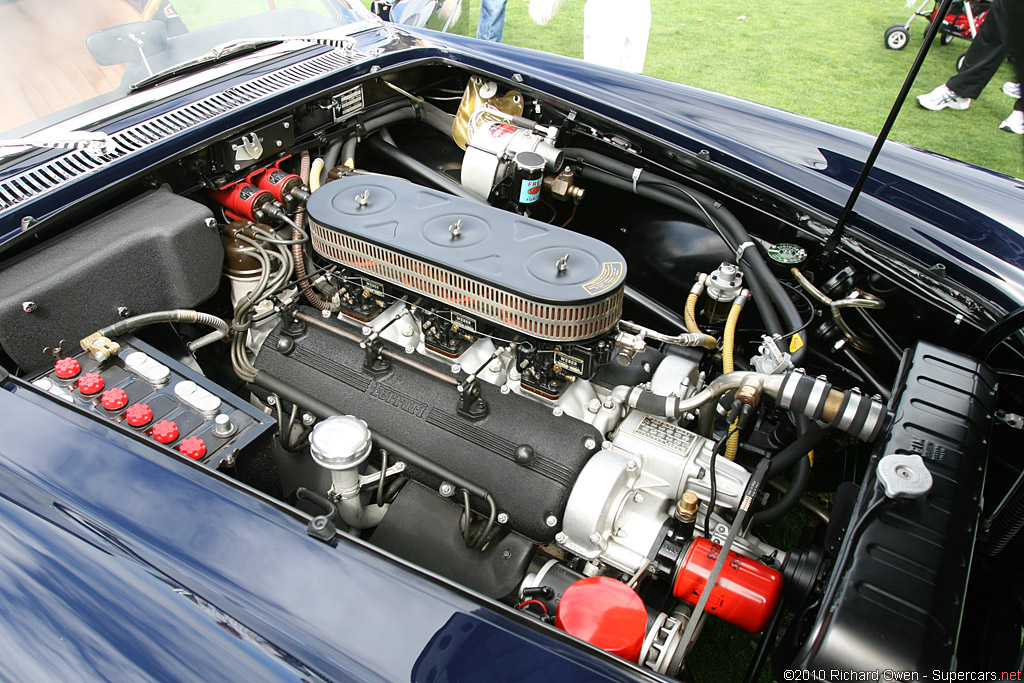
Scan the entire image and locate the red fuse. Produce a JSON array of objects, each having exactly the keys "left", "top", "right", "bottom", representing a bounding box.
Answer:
[{"left": 672, "top": 536, "right": 782, "bottom": 633}]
